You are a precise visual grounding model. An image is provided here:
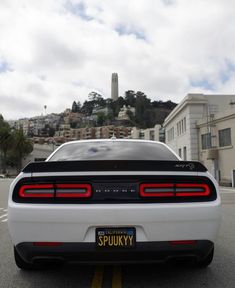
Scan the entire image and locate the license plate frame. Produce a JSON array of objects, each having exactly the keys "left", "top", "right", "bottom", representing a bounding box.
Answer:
[{"left": 95, "top": 227, "right": 136, "bottom": 249}]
